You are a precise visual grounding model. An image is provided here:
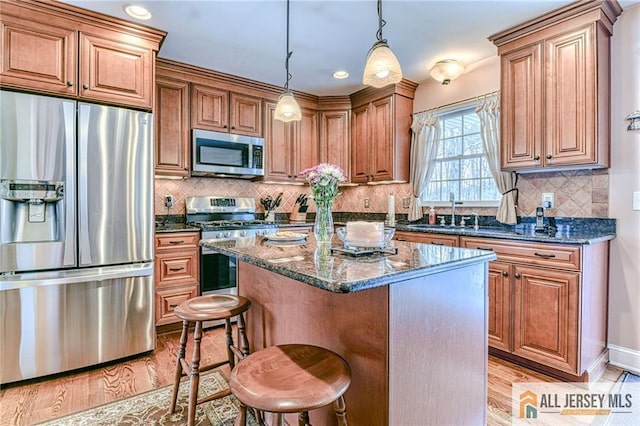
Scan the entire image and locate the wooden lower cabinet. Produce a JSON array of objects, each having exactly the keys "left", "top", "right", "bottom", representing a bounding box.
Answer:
[
  {"left": 487, "top": 261, "right": 511, "bottom": 353},
  {"left": 154, "top": 231, "right": 200, "bottom": 326},
  {"left": 512, "top": 265, "right": 580, "bottom": 373},
  {"left": 461, "top": 236, "right": 609, "bottom": 382},
  {"left": 393, "top": 231, "right": 459, "bottom": 247}
]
